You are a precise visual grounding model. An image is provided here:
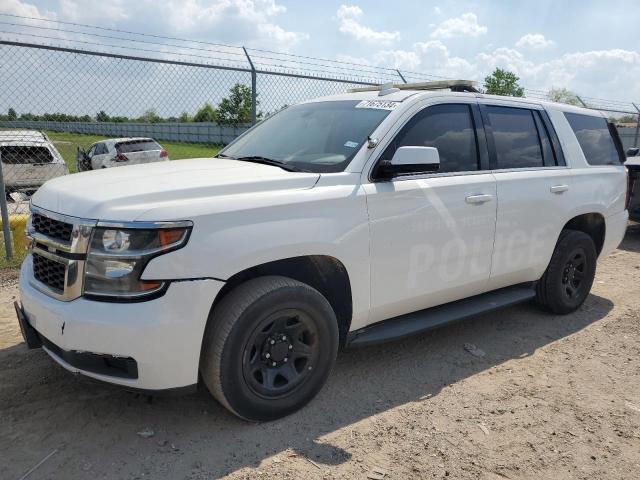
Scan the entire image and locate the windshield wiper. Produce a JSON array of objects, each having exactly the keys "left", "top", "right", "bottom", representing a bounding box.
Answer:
[{"left": 226, "top": 155, "right": 310, "bottom": 173}]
